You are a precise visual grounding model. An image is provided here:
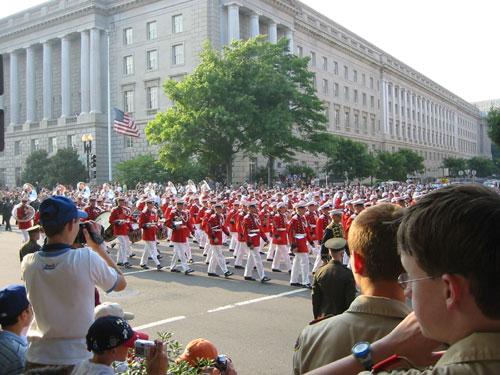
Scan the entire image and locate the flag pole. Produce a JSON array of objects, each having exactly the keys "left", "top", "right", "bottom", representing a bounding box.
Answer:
[{"left": 106, "top": 30, "right": 112, "bottom": 181}]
